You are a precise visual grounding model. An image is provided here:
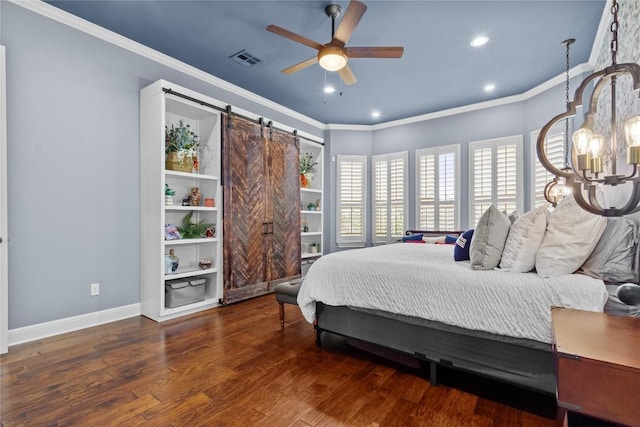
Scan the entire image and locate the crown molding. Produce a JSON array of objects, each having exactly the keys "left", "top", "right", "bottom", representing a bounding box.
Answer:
[
  {"left": 327, "top": 63, "right": 593, "bottom": 132},
  {"left": 325, "top": 124, "right": 373, "bottom": 131},
  {"left": 9, "top": 0, "right": 326, "bottom": 133}
]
